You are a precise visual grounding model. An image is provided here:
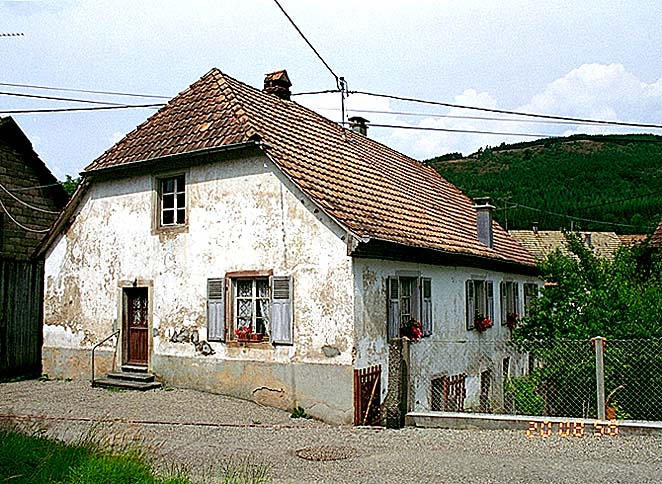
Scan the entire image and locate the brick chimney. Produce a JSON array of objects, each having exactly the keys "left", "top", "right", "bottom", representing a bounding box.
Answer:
[
  {"left": 348, "top": 116, "right": 369, "bottom": 136},
  {"left": 473, "top": 197, "right": 495, "bottom": 248},
  {"left": 263, "top": 70, "right": 292, "bottom": 101}
]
